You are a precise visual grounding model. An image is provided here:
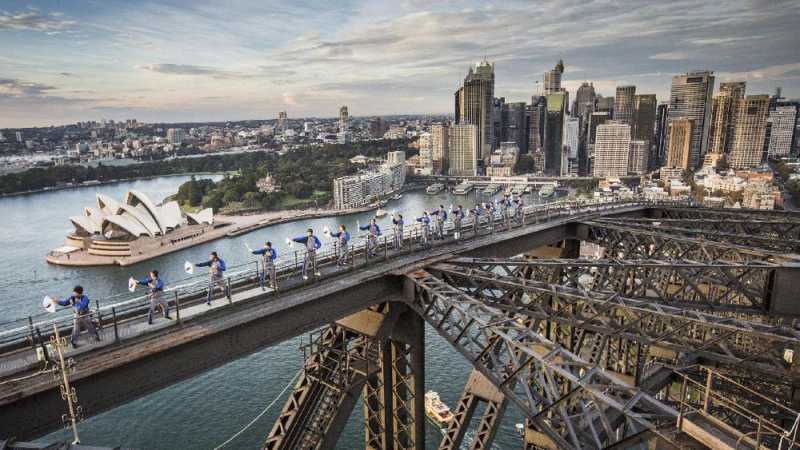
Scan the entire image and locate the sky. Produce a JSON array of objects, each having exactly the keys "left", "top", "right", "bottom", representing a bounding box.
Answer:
[{"left": 1, "top": 0, "right": 799, "bottom": 128}]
